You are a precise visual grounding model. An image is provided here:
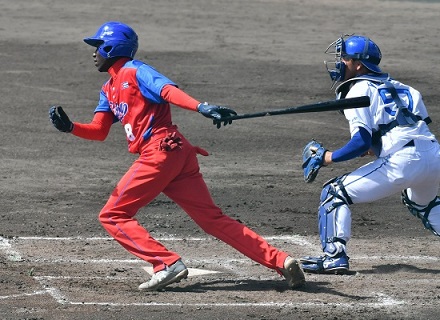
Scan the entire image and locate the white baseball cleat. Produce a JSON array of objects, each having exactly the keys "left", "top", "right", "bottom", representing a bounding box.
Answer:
[
  {"left": 139, "top": 259, "right": 188, "bottom": 291},
  {"left": 279, "top": 256, "right": 306, "bottom": 289}
]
